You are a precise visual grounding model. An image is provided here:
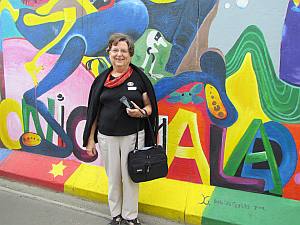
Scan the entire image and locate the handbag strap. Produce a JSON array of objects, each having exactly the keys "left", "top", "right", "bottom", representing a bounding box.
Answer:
[{"left": 134, "top": 108, "right": 157, "bottom": 149}]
